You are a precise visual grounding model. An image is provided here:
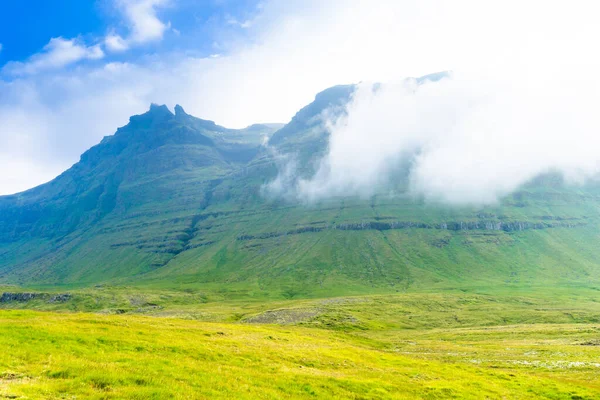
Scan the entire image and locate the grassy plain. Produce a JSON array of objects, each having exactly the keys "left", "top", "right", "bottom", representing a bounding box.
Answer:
[{"left": 1, "top": 288, "right": 599, "bottom": 399}]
